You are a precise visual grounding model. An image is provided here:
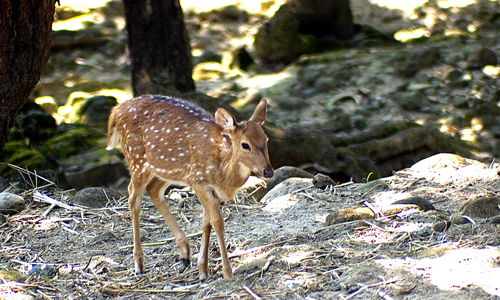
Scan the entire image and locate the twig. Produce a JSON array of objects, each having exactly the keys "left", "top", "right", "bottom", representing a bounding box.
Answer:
[
  {"left": 245, "top": 186, "right": 263, "bottom": 203},
  {"left": 5, "top": 163, "right": 56, "bottom": 188},
  {"left": 33, "top": 191, "right": 81, "bottom": 211},
  {"left": 290, "top": 185, "right": 314, "bottom": 195},
  {"left": 245, "top": 255, "right": 276, "bottom": 279},
  {"left": 103, "top": 287, "right": 195, "bottom": 294},
  {"left": 42, "top": 203, "right": 57, "bottom": 218},
  {"left": 243, "top": 285, "right": 261, "bottom": 300}
]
